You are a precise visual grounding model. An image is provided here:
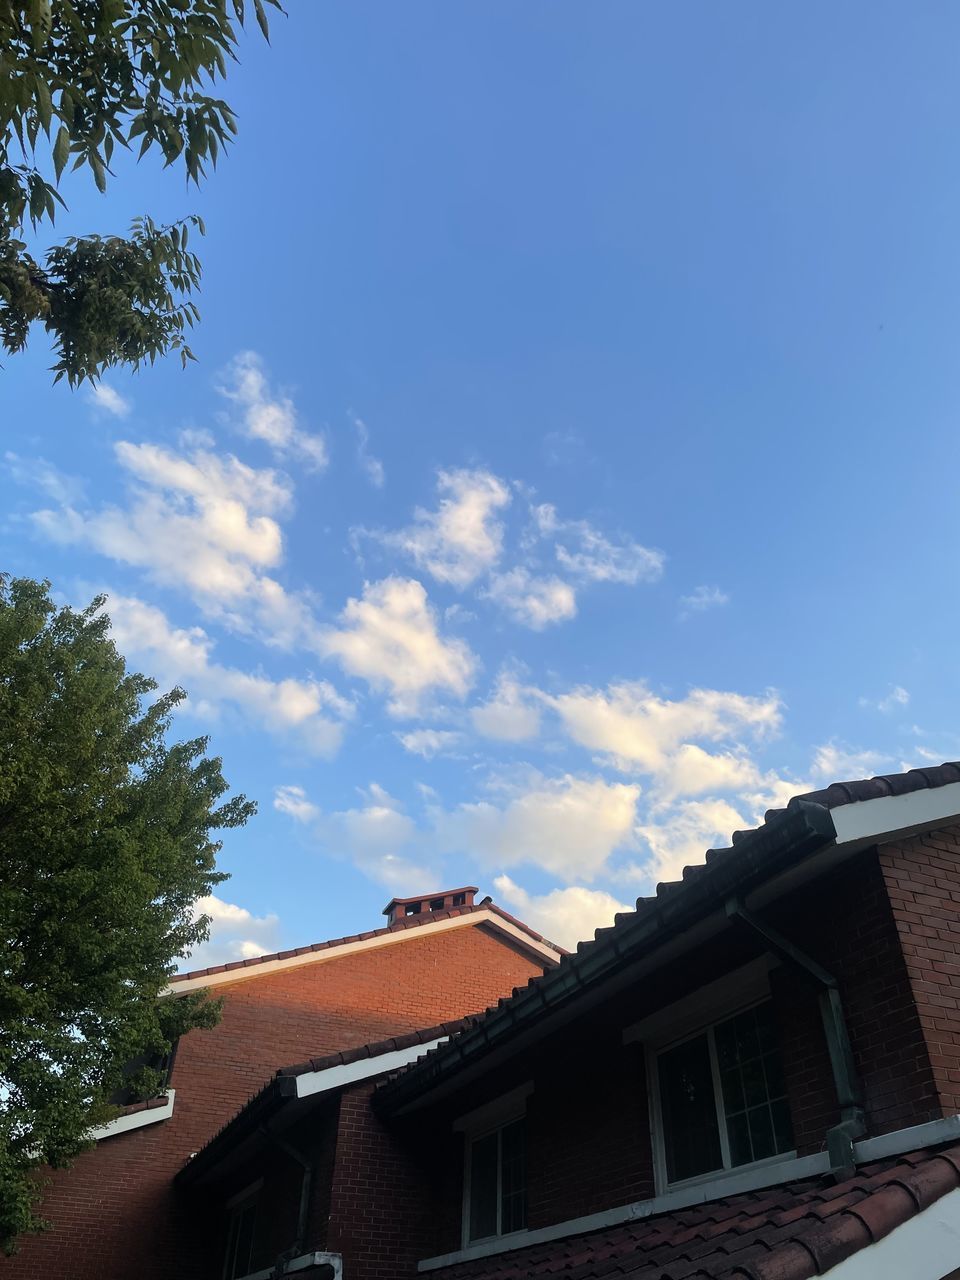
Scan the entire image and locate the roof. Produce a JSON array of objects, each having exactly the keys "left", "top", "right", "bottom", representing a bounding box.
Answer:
[
  {"left": 171, "top": 898, "right": 563, "bottom": 987},
  {"left": 376, "top": 763, "right": 960, "bottom": 1115},
  {"left": 275, "top": 1017, "right": 480, "bottom": 1081},
  {"left": 428, "top": 1142, "right": 960, "bottom": 1280},
  {"left": 176, "top": 1016, "right": 479, "bottom": 1186}
]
